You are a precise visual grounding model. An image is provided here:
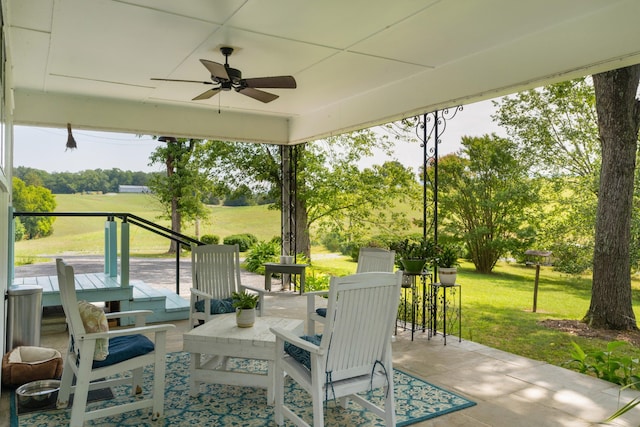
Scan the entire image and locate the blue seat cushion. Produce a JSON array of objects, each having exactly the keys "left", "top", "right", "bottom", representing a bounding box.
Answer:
[
  {"left": 315, "top": 308, "right": 327, "bottom": 317},
  {"left": 92, "top": 334, "right": 154, "bottom": 369},
  {"left": 284, "top": 334, "right": 322, "bottom": 370},
  {"left": 194, "top": 298, "right": 235, "bottom": 315}
]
